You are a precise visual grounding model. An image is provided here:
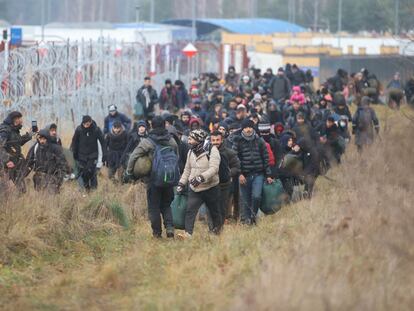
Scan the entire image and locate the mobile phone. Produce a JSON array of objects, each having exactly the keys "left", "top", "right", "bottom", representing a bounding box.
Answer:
[{"left": 31, "top": 121, "right": 38, "bottom": 133}]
